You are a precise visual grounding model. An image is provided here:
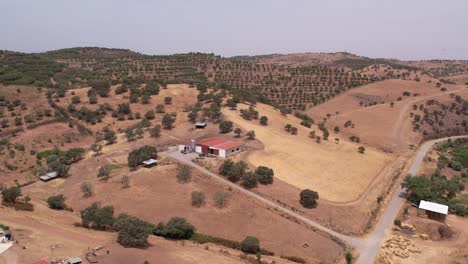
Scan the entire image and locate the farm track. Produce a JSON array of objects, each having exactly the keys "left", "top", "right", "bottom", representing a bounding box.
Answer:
[{"left": 164, "top": 135, "right": 468, "bottom": 264}]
